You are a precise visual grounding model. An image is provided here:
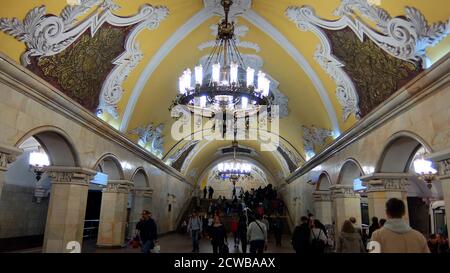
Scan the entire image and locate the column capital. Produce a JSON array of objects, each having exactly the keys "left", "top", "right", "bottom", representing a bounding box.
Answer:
[
  {"left": 44, "top": 166, "right": 96, "bottom": 186},
  {"left": 313, "top": 190, "right": 332, "bottom": 202},
  {"left": 426, "top": 149, "right": 450, "bottom": 178},
  {"left": 104, "top": 180, "right": 133, "bottom": 193},
  {"left": 329, "top": 184, "right": 360, "bottom": 198},
  {"left": 133, "top": 187, "right": 153, "bottom": 197},
  {"left": 360, "top": 173, "right": 411, "bottom": 192},
  {"left": 0, "top": 143, "right": 22, "bottom": 171}
]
